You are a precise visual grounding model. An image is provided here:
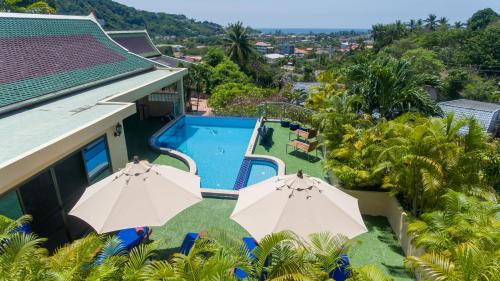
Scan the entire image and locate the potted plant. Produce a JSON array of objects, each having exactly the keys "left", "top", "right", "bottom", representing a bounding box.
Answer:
[
  {"left": 289, "top": 121, "right": 300, "bottom": 131},
  {"left": 280, "top": 118, "right": 291, "bottom": 127}
]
